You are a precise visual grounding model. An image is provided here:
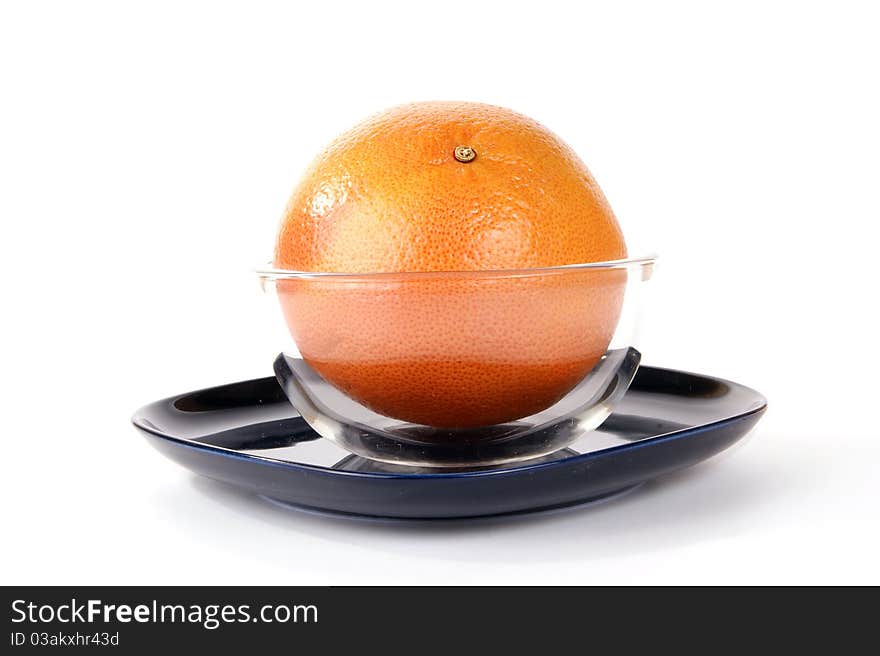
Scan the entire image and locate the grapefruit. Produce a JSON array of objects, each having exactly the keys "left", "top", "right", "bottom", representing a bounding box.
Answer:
[{"left": 274, "top": 101, "right": 627, "bottom": 428}]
